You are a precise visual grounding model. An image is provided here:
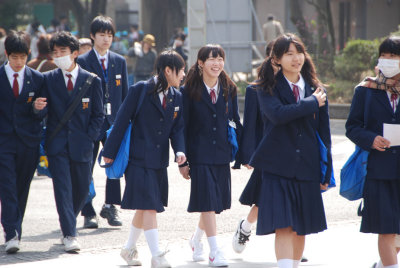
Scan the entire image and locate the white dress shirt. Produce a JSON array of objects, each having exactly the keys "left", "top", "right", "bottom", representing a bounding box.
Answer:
[
  {"left": 204, "top": 80, "right": 219, "bottom": 102},
  {"left": 61, "top": 64, "right": 79, "bottom": 89},
  {"left": 93, "top": 48, "right": 109, "bottom": 70},
  {"left": 284, "top": 74, "right": 306, "bottom": 100},
  {"left": 5, "top": 63, "right": 25, "bottom": 94}
]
